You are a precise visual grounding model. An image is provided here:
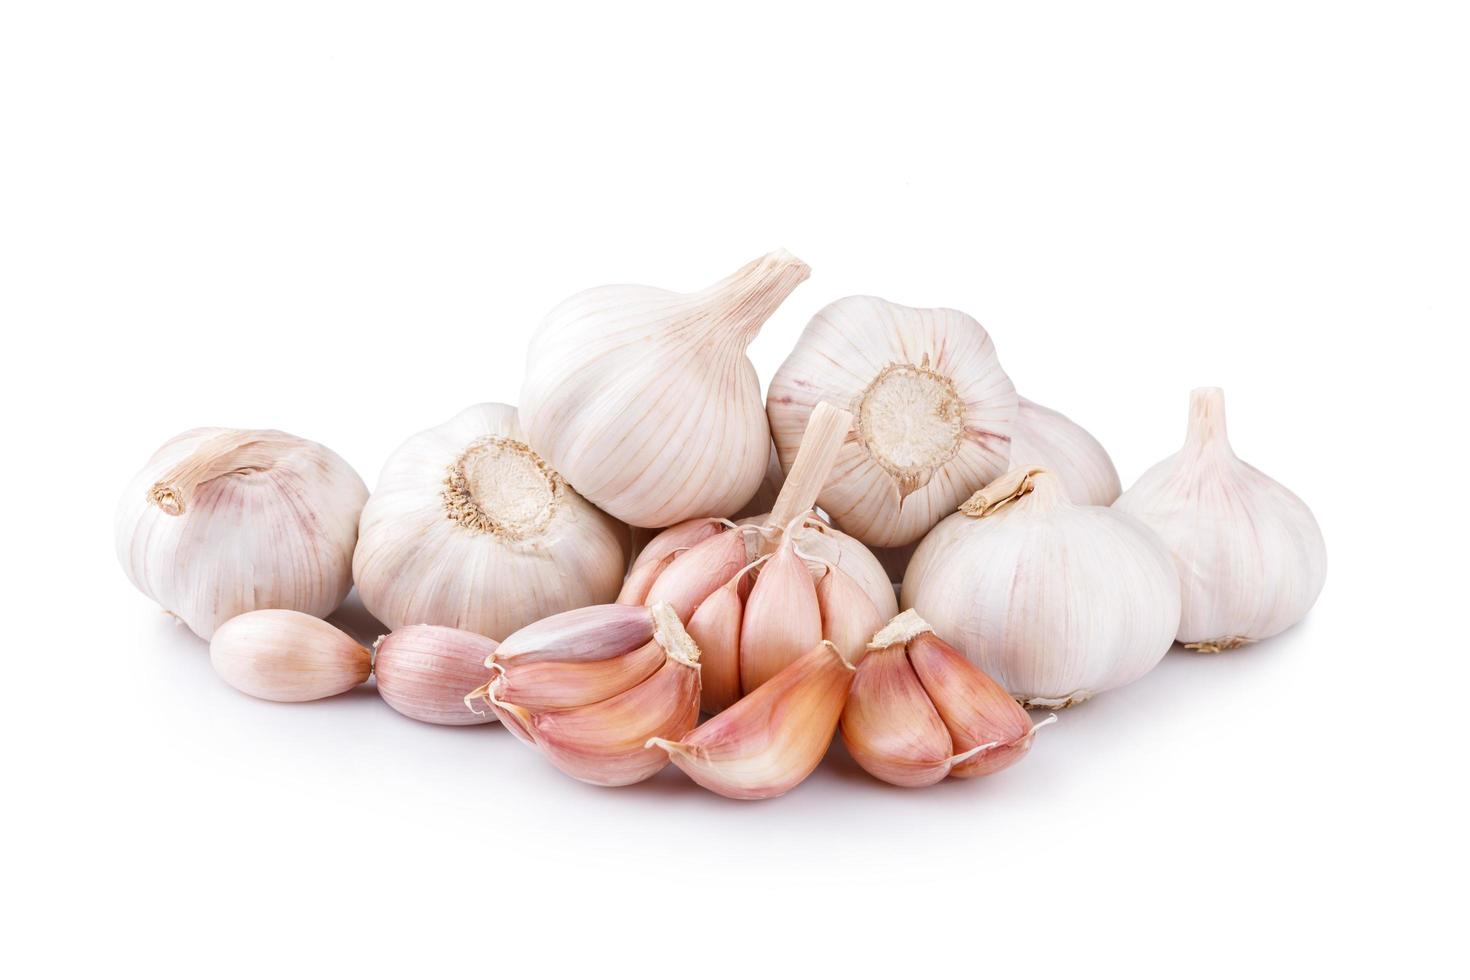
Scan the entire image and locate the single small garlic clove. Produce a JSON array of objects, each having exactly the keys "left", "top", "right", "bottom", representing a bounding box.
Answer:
[
  {"left": 685, "top": 575, "right": 746, "bottom": 715},
  {"left": 645, "top": 528, "right": 749, "bottom": 622},
  {"left": 374, "top": 625, "right": 499, "bottom": 726},
  {"left": 650, "top": 640, "right": 855, "bottom": 801},
  {"left": 739, "top": 530, "right": 823, "bottom": 694},
  {"left": 209, "top": 610, "right": 370, "bottom": 703},
  {"left": 815, "top": 563, "right": 886, "bottom": 666},
  {"left": 491, "top": 603, "right": 654, "bottom": 666},
  {"left": 617, "top": 517, "right": 728, "bottom": 605},
  {"left": 840, "top": 640, "right": 956, "bottom": 788},
  {"left": 491, "top": 637, "right": 667, "bottom": 712}
]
